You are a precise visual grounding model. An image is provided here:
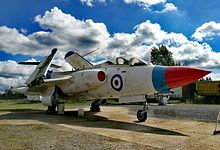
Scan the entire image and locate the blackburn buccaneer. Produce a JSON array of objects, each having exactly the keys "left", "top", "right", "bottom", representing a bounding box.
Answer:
[{"left": 14, "top": 48, "right": 211, "bottom": 122}]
